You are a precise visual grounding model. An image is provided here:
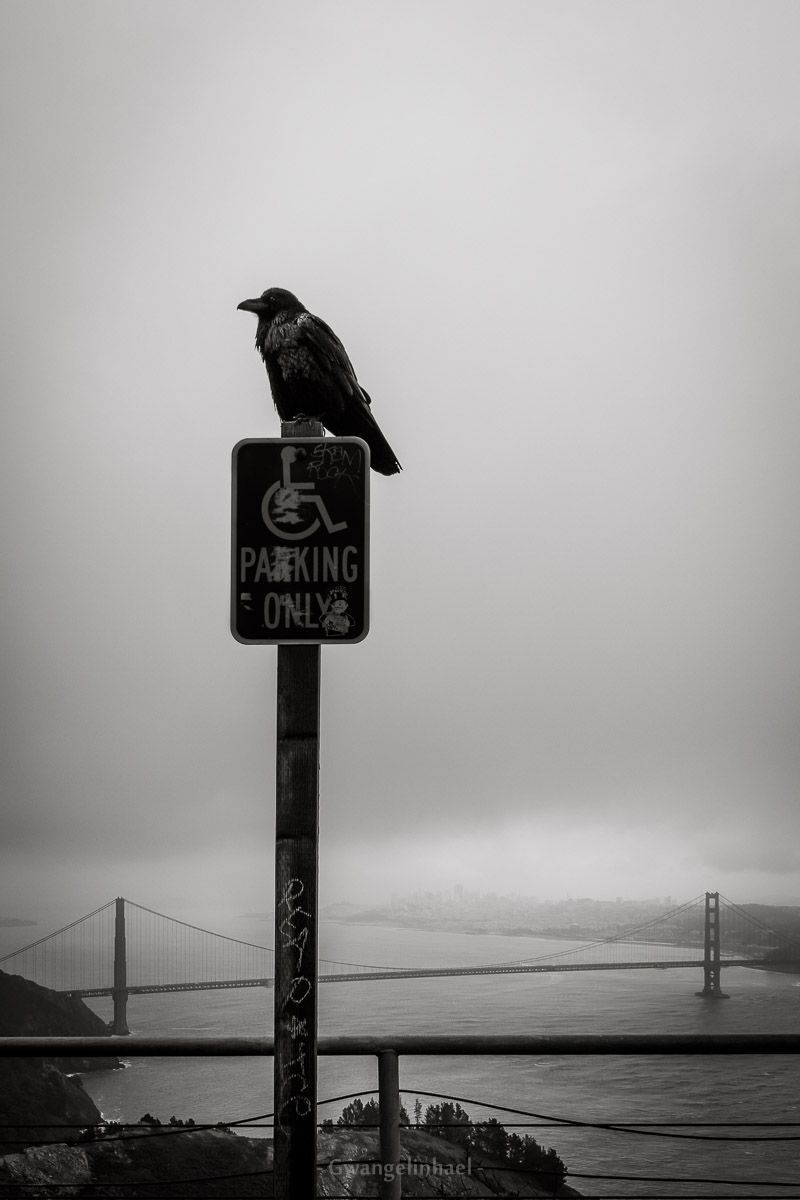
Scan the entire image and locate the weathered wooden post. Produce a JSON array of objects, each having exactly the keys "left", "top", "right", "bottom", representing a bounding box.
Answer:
[
  {"left": 273, "top": 639, "right": 320, "bottom": 1187},
  {"left": 232, "top": 420, "right": 370, "bottom": 1198},
  {"left": 273, "top": 429, "right": 322, "bottom": 1189}
]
